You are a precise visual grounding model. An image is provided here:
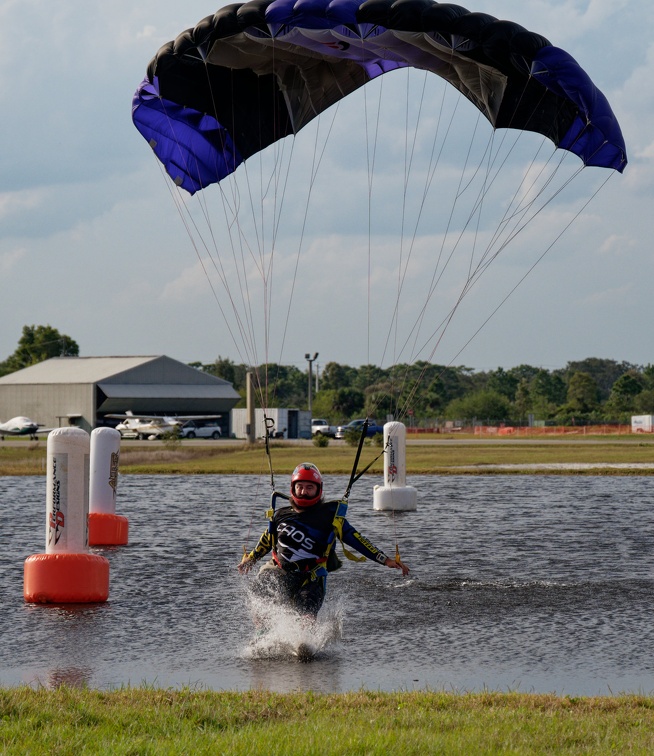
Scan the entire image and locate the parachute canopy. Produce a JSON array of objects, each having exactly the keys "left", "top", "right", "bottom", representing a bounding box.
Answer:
[{"left": 132, "top": 0, "right": 627, "bottom": 194}]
